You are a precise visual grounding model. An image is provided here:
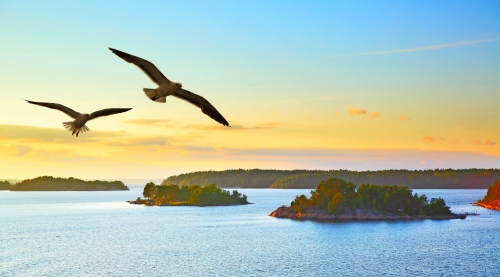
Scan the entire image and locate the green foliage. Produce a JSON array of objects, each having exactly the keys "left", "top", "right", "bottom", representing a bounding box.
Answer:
[
  {"left": 327, "top": 192, "right": 346, "bottom": 215},
  {"left": 9, "top": 176, "right": 129, "bottom": 191},
  {"left": 143, "top": 183, "right": 248, "bottom": 205},
  {"left": 143, "top": 182, "right": 156, "bottom": 199},
  {"left": 0, "top": 181, "right": 11, "bottom": 190},
  {"left": 309, "top": 178, "right": 356, "bottom": 208},
  {"left": 292, "top": 194, "right": 311, "bottom": 212},
  {"left": 161, "top": 168, "right": 500, "bottom": 189},
  {"left": 420, "top": 198, "right": 452, "bottom": 216},
  {"left": 291, "top": 178, "right": 453, "bottom": 216},
  {"left": 480, "top": 180, "right": 500, "bottom": 204}
]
